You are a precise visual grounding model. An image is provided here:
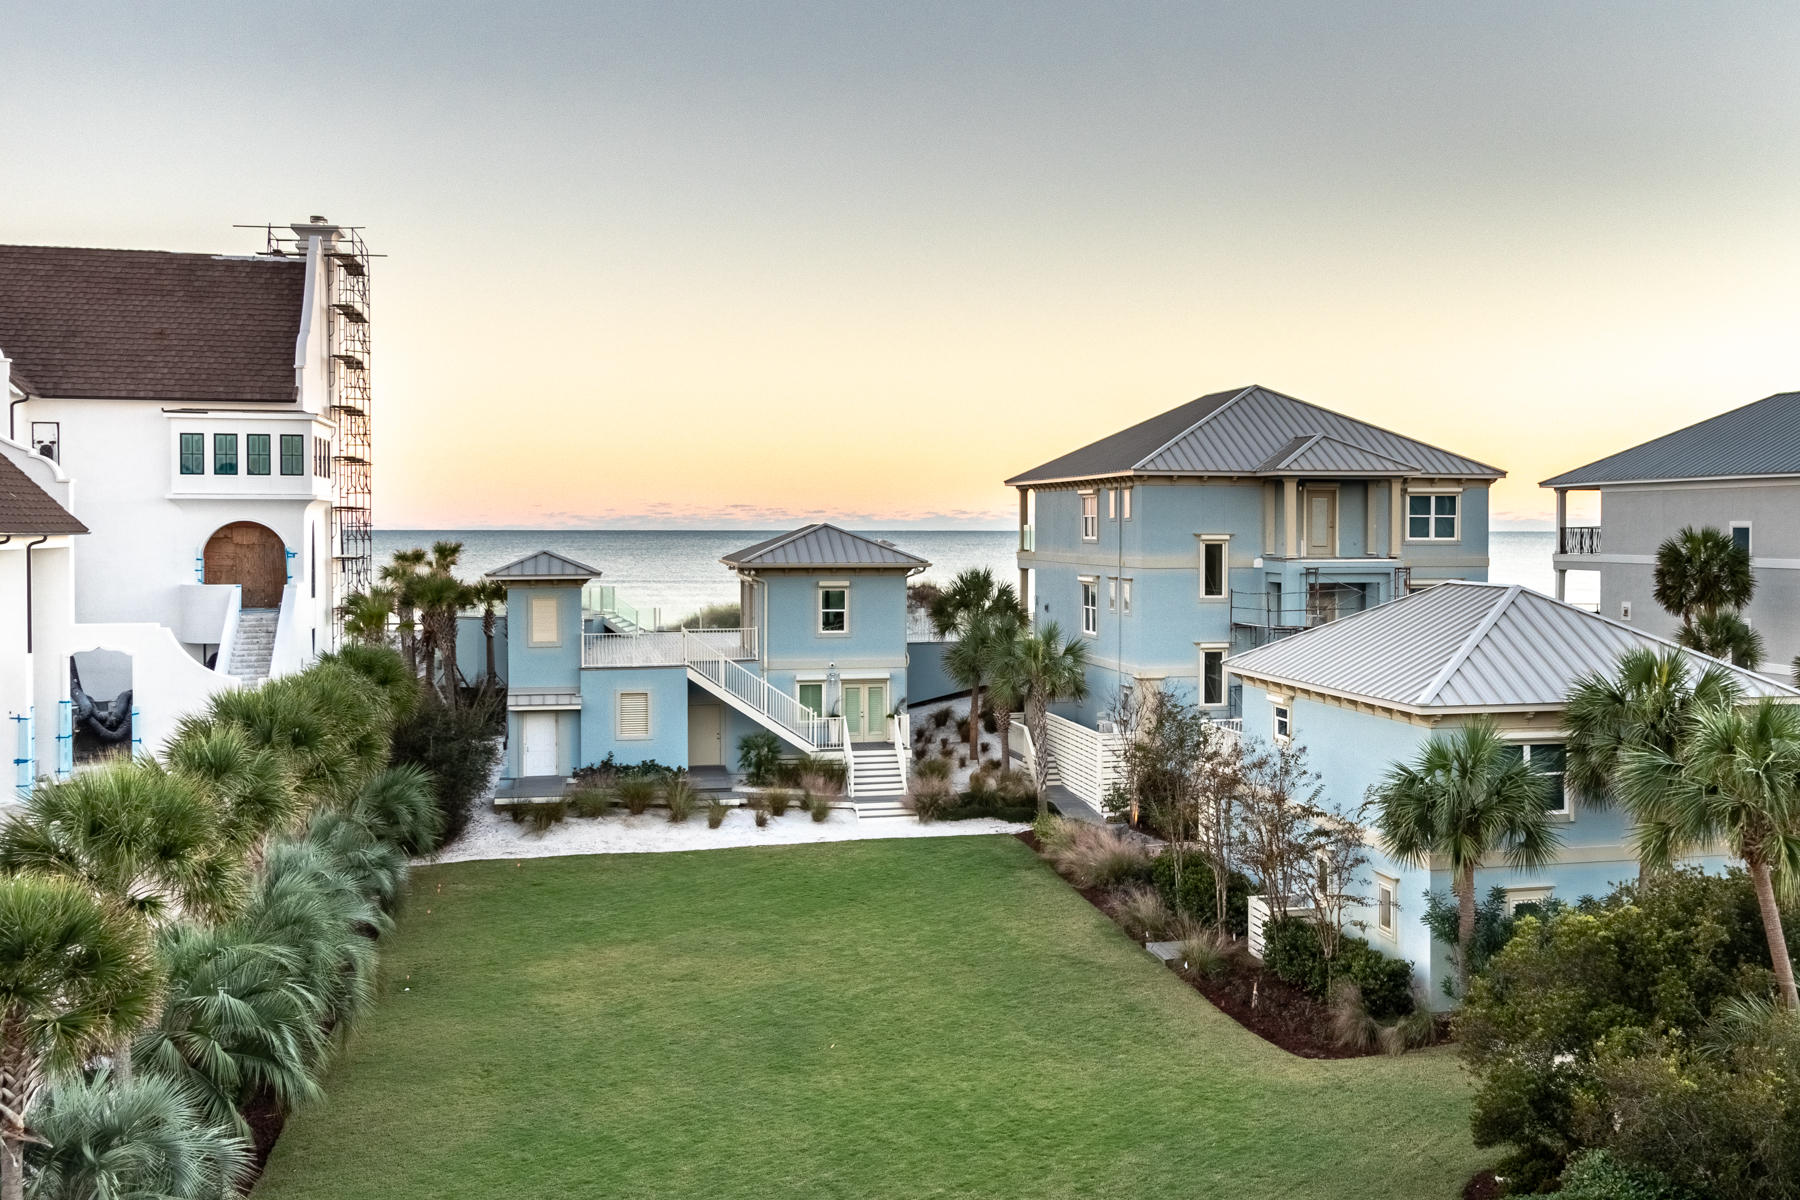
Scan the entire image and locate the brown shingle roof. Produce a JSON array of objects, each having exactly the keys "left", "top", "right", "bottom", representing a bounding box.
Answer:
[
  {"left": 0, "top": 244, "right": 304, "bottom": 402},
  {"left": 0, "top": 457, "right": 86, "bottom": 536}
]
